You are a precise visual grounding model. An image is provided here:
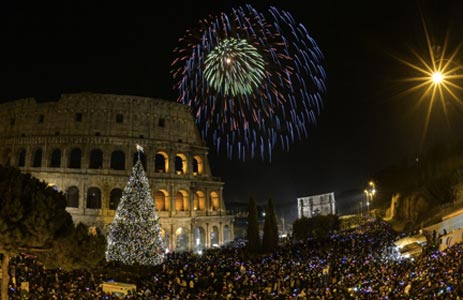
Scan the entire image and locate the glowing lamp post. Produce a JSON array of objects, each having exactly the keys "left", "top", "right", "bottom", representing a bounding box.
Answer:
[{"left": 364, "top": 181, "right": 376, "bottom": 216}]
